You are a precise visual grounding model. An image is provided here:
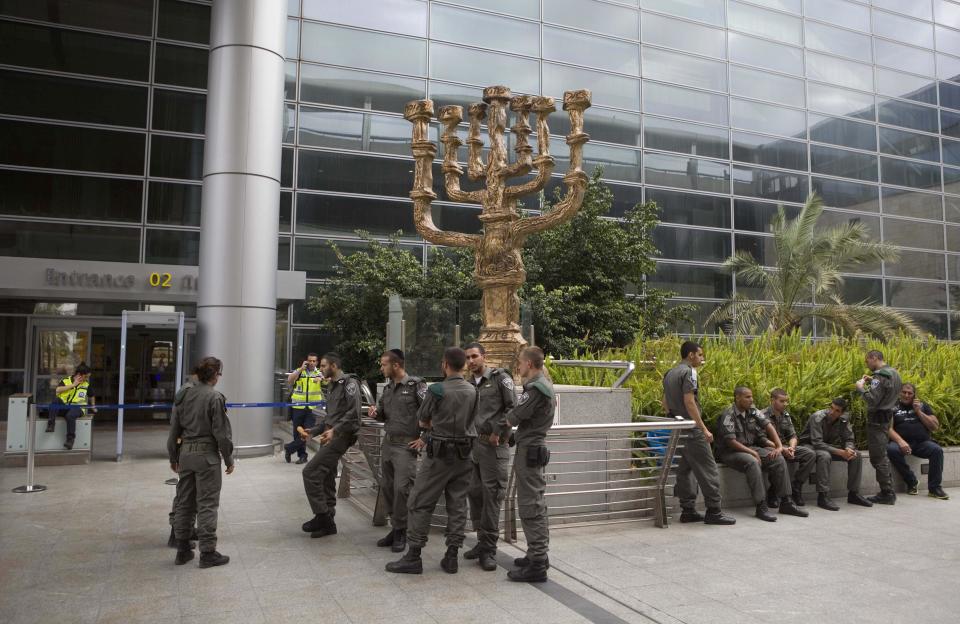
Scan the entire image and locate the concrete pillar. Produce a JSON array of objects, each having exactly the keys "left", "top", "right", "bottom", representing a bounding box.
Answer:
[{"left": 198, "top": 0, "right": 286, "bottom": 456}]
